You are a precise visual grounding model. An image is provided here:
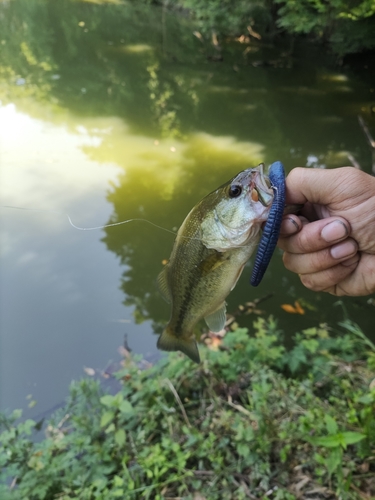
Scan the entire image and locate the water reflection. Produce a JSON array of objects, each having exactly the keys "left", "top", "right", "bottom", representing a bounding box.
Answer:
[
  {"left": 1, "top": 0, "right": 375, "bottom": 415},
  {"left": 0, "top": 103, "right": 129, "bottom": 416}
]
